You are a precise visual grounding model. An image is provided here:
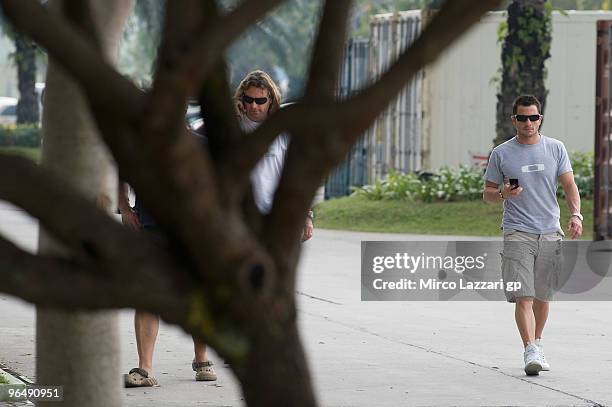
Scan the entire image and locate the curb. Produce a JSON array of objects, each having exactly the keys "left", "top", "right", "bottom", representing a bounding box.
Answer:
[{"left": 0, "top": 363, "right": 32, "bottom": 404}]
